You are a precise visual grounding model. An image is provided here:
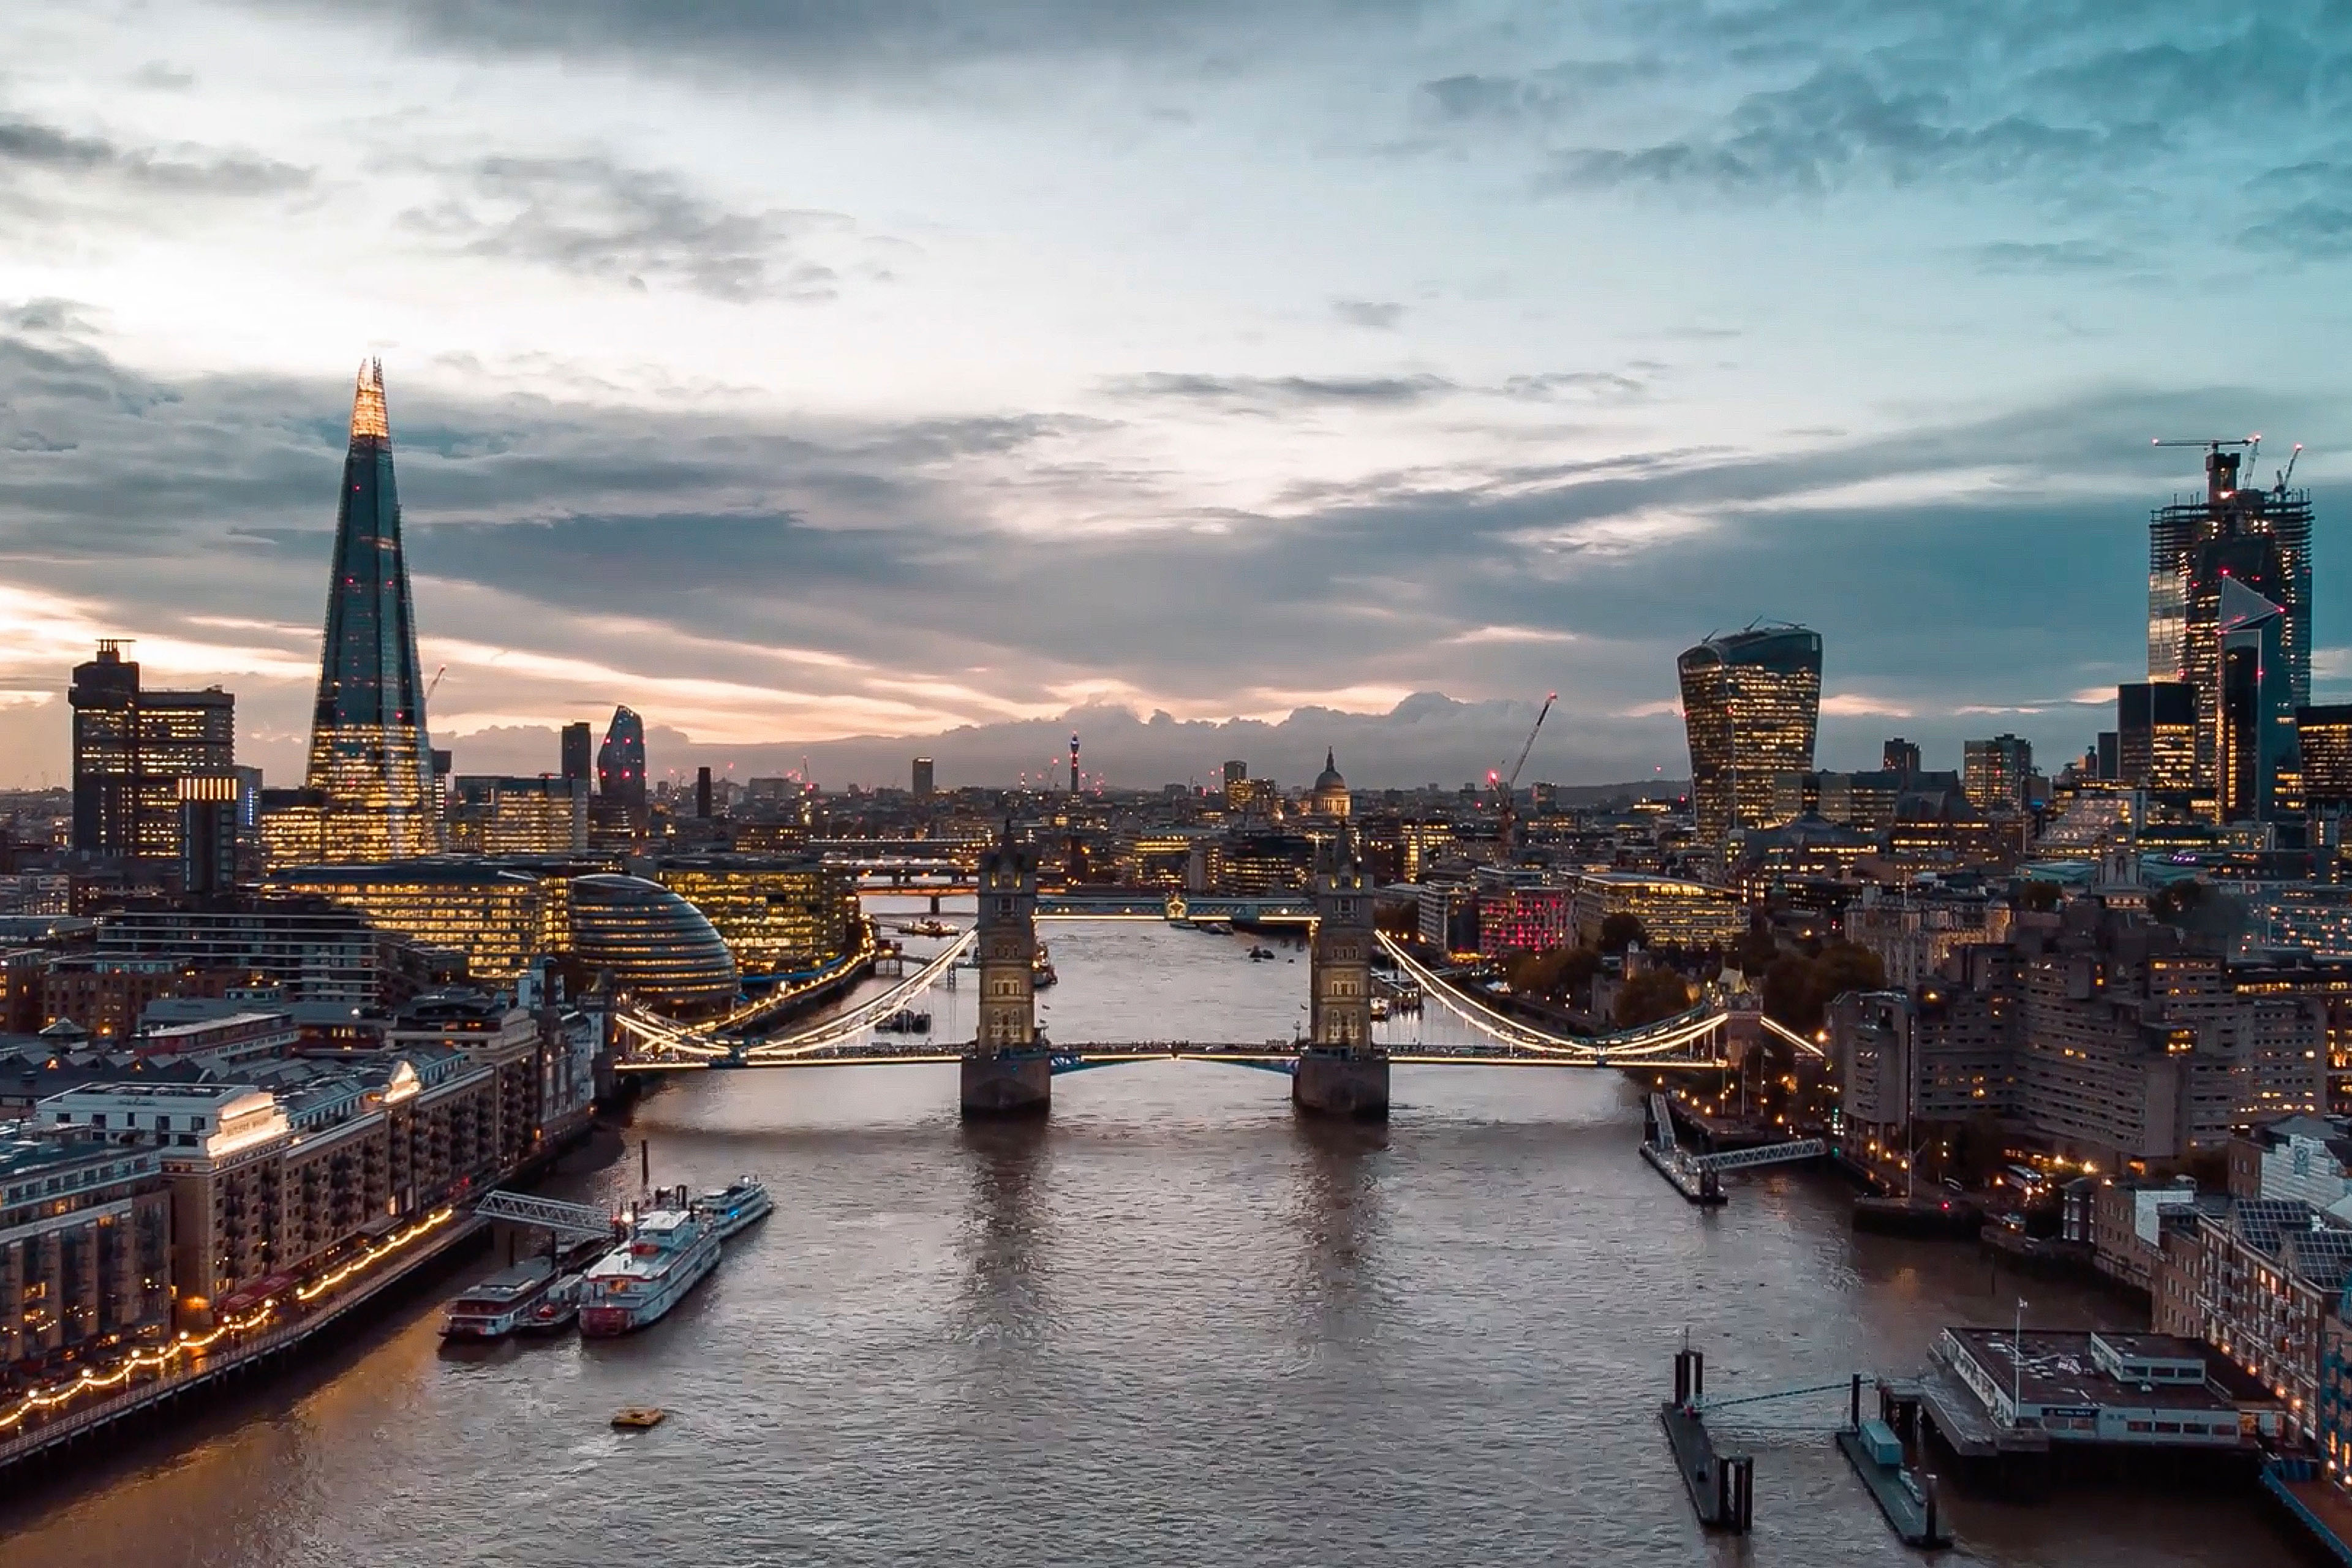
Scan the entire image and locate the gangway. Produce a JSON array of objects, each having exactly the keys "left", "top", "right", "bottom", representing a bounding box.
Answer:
[
  {"left": 1691, "top": 1138, "right": 1826, "bottom": 1175},
  {"left": 1647, "top": 1092, "right": 1678, "bottom": 1152},
  {"left": 471, "top": 1190, "right": 618, "bottom": 1241}
]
